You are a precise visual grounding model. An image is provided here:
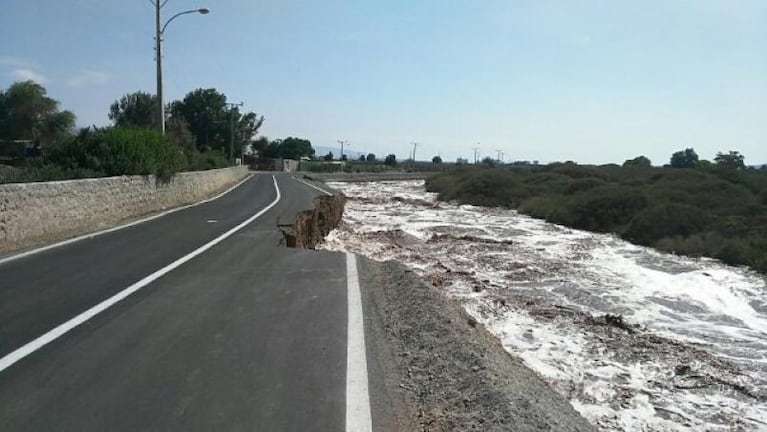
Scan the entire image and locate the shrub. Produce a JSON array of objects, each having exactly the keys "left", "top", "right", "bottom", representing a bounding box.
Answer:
[
  {"left": 624, "top": 203, "right": 710, "bottom": 245},
  {"left": 45, "top": 126, "right": 186, "bottom": 177},
  {"left": 568, "top": 186, "right": 647, "bottom": 232},
  {"left": 565, "top": 177, "right": 606, "bottom": 194}
]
